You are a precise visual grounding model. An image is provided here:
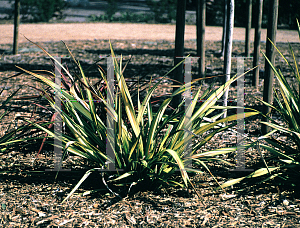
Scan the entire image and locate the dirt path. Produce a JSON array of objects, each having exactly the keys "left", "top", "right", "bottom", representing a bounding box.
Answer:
[{"left": 1, "top": 22, "right": 299, "bottom": 45}]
